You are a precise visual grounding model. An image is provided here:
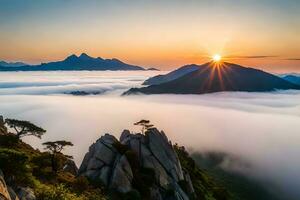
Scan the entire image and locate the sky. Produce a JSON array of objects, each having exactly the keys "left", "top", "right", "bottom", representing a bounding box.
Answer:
[{"left": 0, "top": 0, "right": 300, "bottom": 72}]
